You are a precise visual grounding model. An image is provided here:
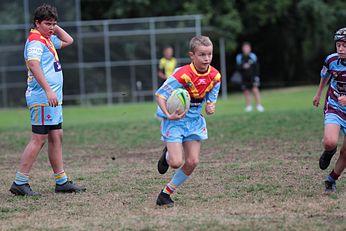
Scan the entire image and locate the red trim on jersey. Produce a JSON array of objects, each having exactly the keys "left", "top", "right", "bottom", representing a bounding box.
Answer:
[
  {"left": 28, "top": 29, "right": 59, "bottom": 61},
  {"left": 41, "top": 106, "right": 45, "bottom": 125},
  {"left": 172, "top": 64, "right": 221, "bottom": 99}
]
